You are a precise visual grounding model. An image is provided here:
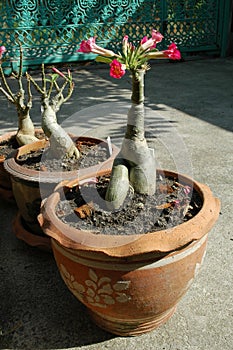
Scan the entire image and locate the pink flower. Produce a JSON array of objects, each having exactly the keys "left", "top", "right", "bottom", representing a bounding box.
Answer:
[
  {"left": 110, "top": 59, "right": 126, "bottom": 79},
  {"left": 122, "top": 35, "right": 129, "bottom": 55},
  {"left": 140, "top": 38, "right": 155, "bottom": 51},
  {"left": 77, "top": 37, "right": 116, "bottom": 57},
  {"left": 151, "top": 30, "right": 164, "bottom": 43},
  {"left": 123, "top": 35, "right": 129, "bottom": 45},
  {"left": 140, "top": 36, "right": 148, "bottom": 45},
  {"left": 52, "top": 67, "right": 66, "bottom": 78},
  {"left": 0, "top": 46, "right": 6, "bottom": 59},
  {"left": 78, "top": 37, "right": 97, "bottom": 53},
  {"left": 140, "top": 30, "right": 164, "bottom": 51},
  {"left": 163, "top": 43, "right": 181, "bottom": 60}
]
